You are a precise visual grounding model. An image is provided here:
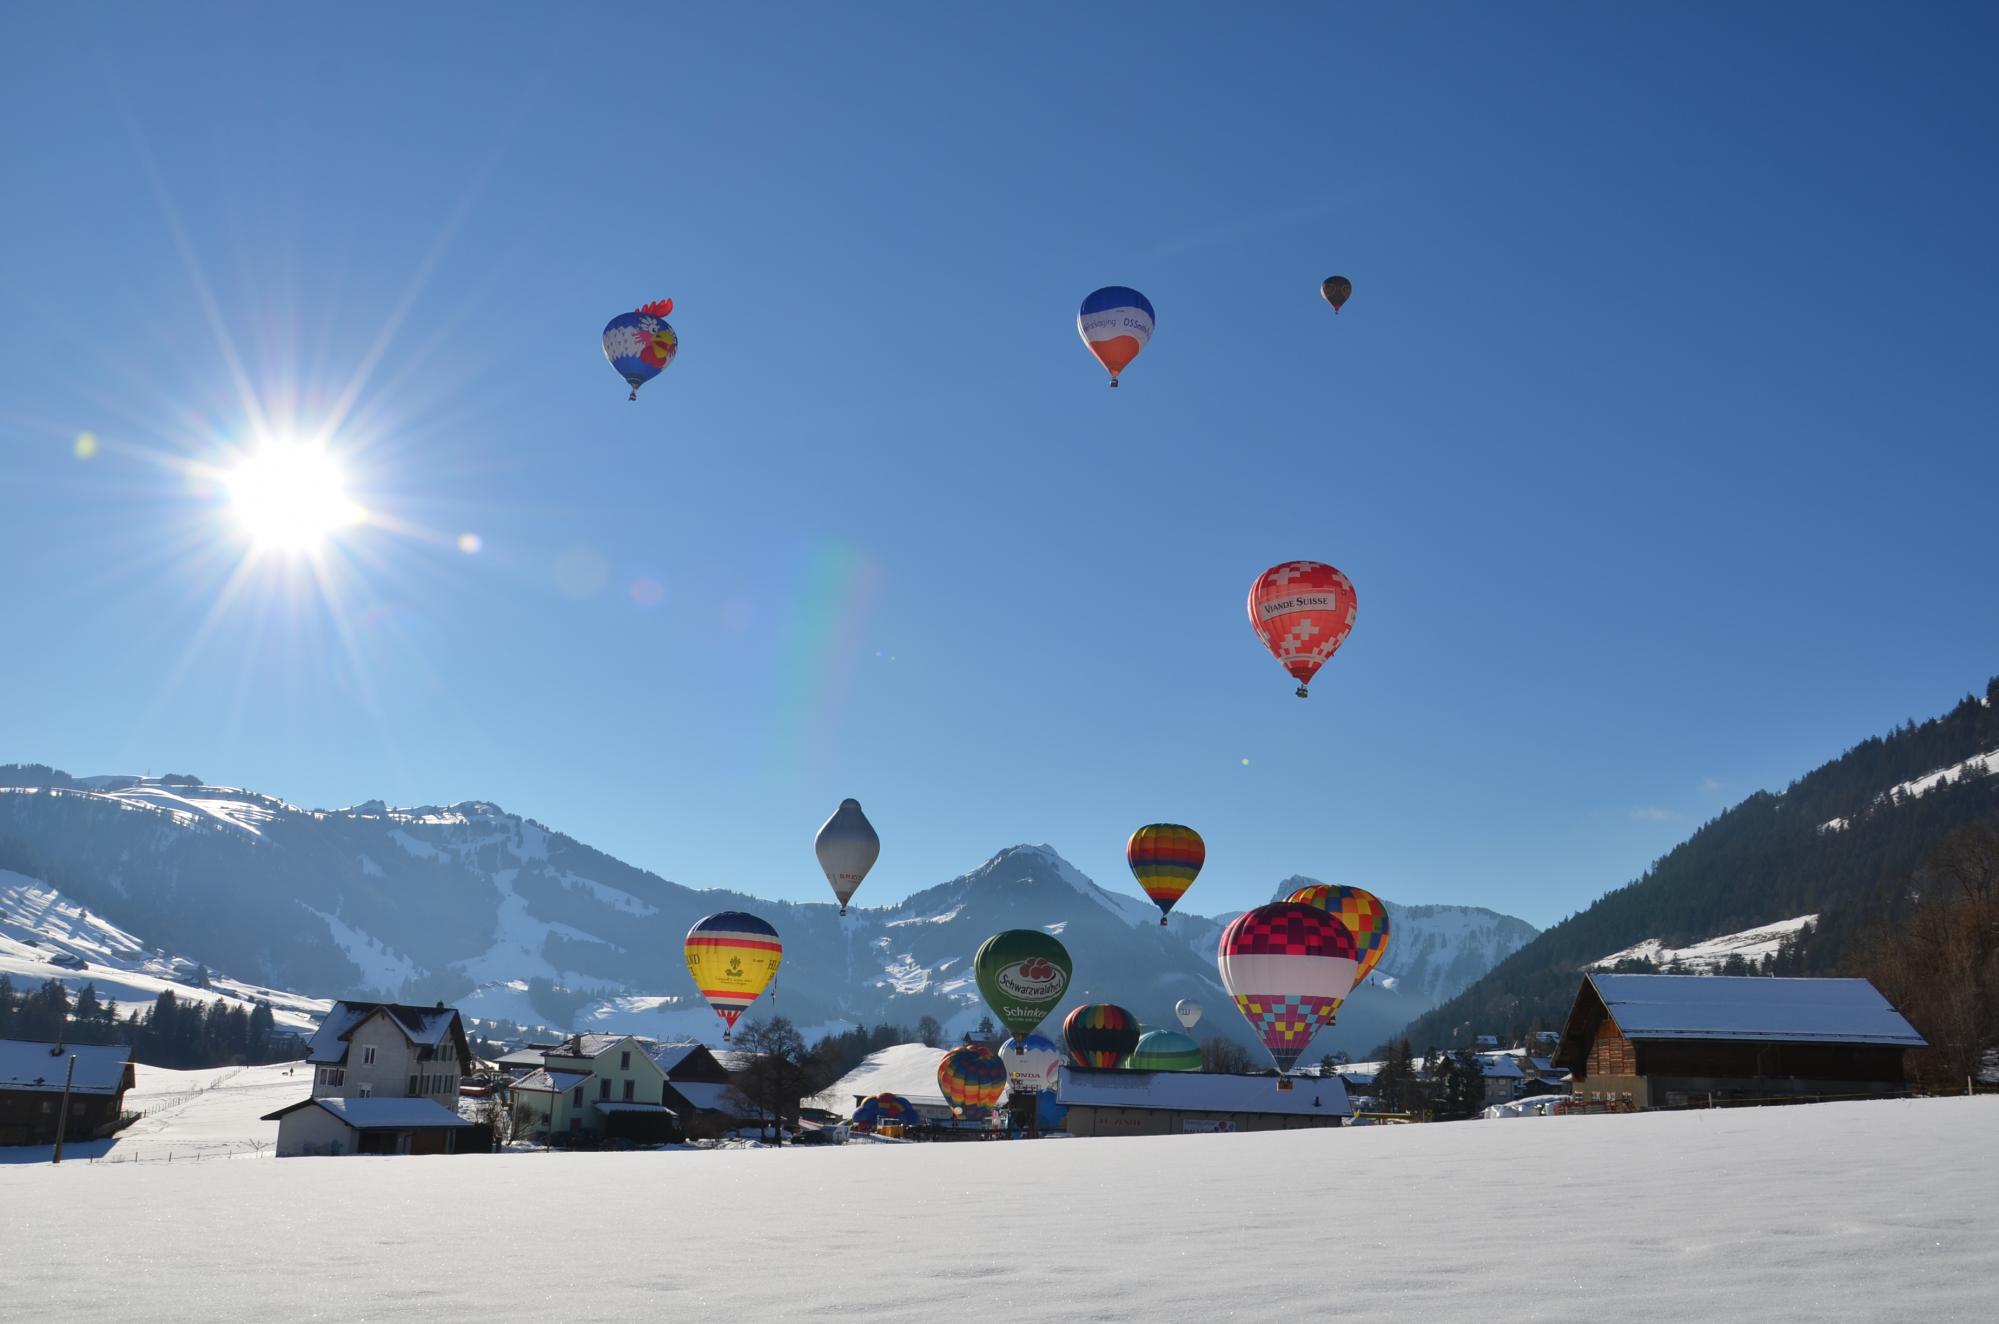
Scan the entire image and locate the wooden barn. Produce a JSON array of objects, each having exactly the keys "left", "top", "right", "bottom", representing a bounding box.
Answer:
[
  {"left": 0, "top": 1040, "right": 136, "bottom": 1146},
  {"left": 1554, "top": 973, "right": 1926, "bottom": 1110}
]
